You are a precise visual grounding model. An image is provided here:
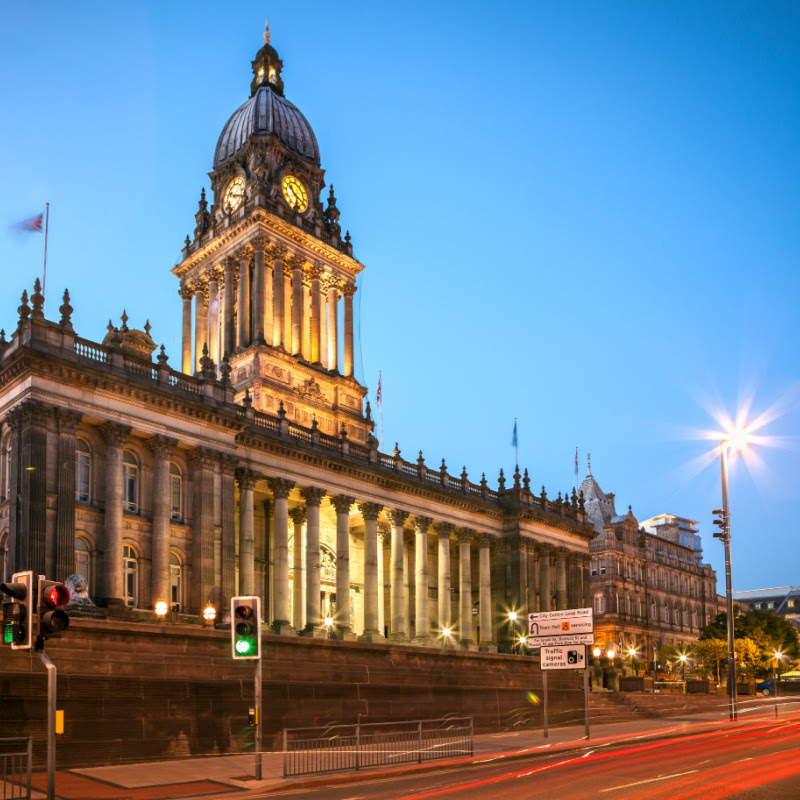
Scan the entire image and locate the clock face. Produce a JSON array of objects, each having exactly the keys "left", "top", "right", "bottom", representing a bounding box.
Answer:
[
  {"left": 223, "top": 177, "right": 245, "bottom": 212},
  {"left": 282, "top": 175, "right": 308, "bottom": 212}
]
